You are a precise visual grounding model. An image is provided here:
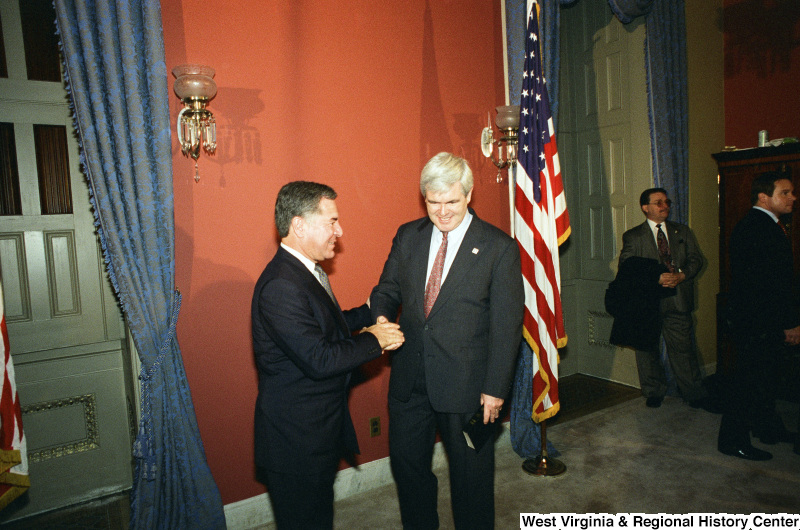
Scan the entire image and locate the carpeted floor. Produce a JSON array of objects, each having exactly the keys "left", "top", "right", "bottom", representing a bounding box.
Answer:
[{"left": 328, "top": 394, "right": 800, "bottom": 529}]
